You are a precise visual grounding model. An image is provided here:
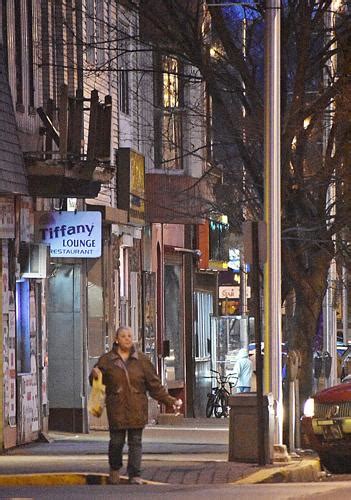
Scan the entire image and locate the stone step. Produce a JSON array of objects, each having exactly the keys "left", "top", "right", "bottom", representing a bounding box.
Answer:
[{"left": 156, "top": 414, "right": 229, "bottom": 427}]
